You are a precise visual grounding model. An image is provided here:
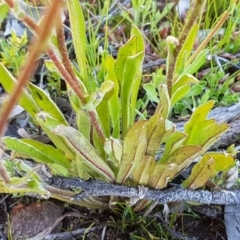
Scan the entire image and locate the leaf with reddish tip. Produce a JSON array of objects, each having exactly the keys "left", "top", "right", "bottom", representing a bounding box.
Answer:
[
  {"left": 116, "top": 120, "right": 148, "bottom": 184},
  {"left": 53, "top": 125, "right": 115, "bottom": 182},
  {"left": 182, "top": 154, "right": 216, "bottom": 189}
]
